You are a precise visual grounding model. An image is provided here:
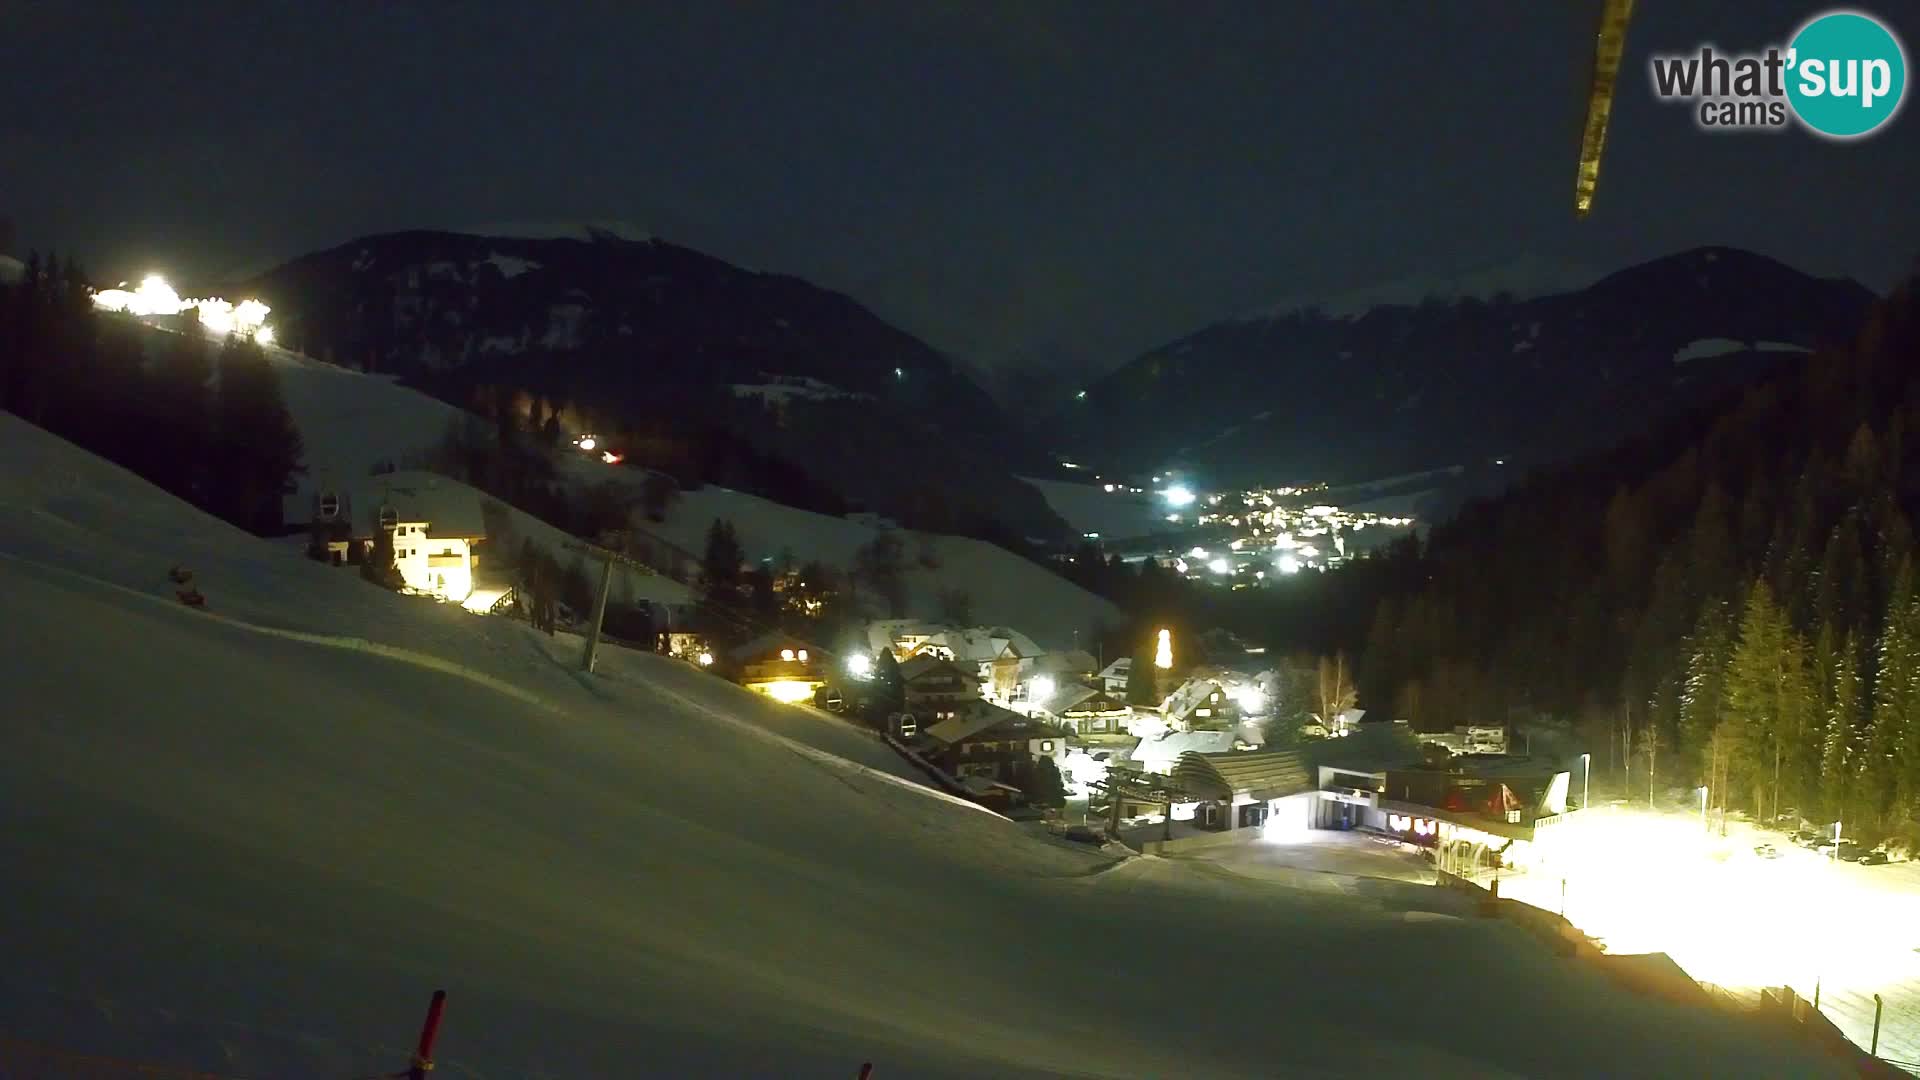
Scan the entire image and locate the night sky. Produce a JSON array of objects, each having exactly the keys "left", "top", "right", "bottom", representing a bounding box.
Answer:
[{"left": 9, "top": 1, "right": 1916, "bottom": 379}]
